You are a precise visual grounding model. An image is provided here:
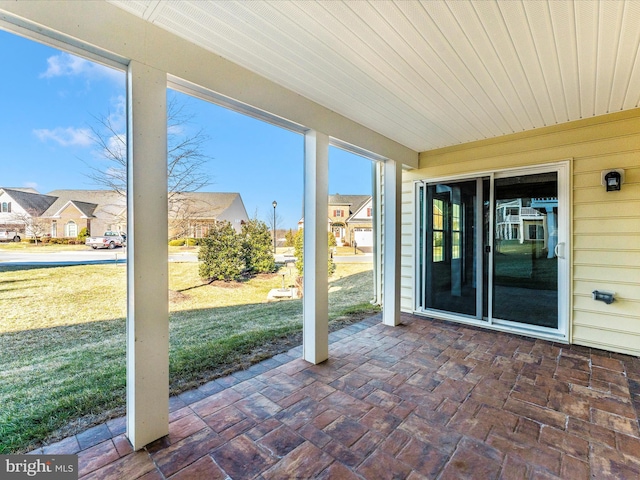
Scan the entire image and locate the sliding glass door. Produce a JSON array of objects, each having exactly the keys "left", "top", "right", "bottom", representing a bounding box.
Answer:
[
  {"left": 417, "top": 164, "right": 568, "bottom": 339},
  {"left": 493, "top": 173, "right": 559, "bottom": 328},
  {"left": 423, "top": 180, "right": 479, "bottom": 316}
]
